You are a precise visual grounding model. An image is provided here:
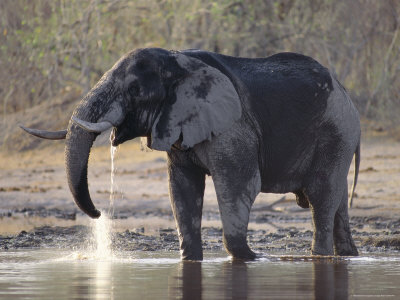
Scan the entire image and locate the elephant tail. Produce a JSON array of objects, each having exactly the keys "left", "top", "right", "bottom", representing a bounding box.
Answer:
[{"left": 349, "top": 142, "right": 360, "bottom": 208}]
